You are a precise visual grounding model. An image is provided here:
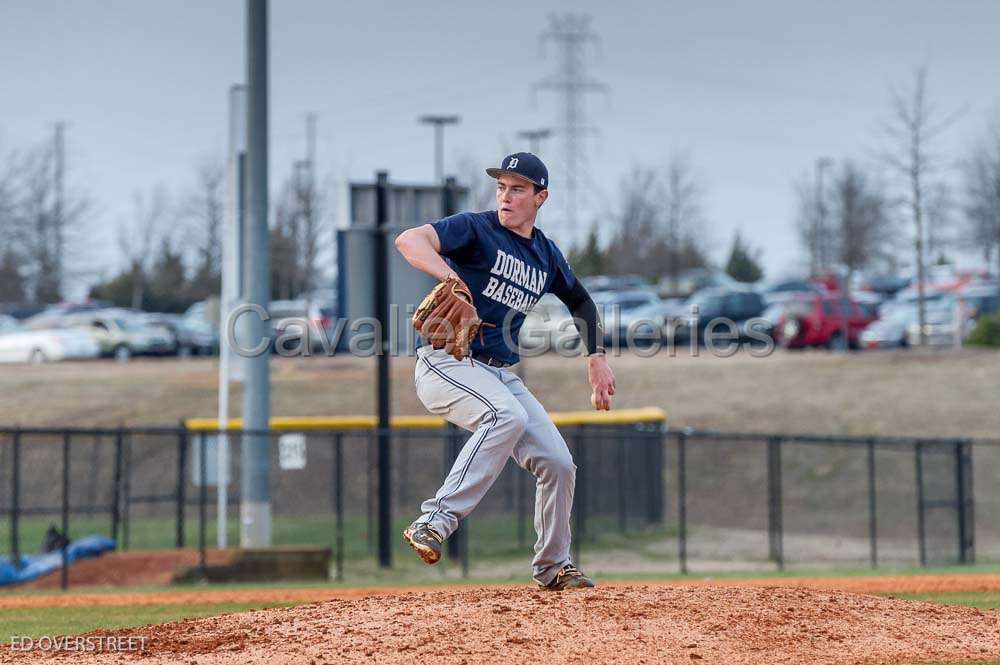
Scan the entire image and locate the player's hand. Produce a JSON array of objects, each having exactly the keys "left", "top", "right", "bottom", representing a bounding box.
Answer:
[{"left": 587, "top": 354, "right": 615, "bottom": 411}]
